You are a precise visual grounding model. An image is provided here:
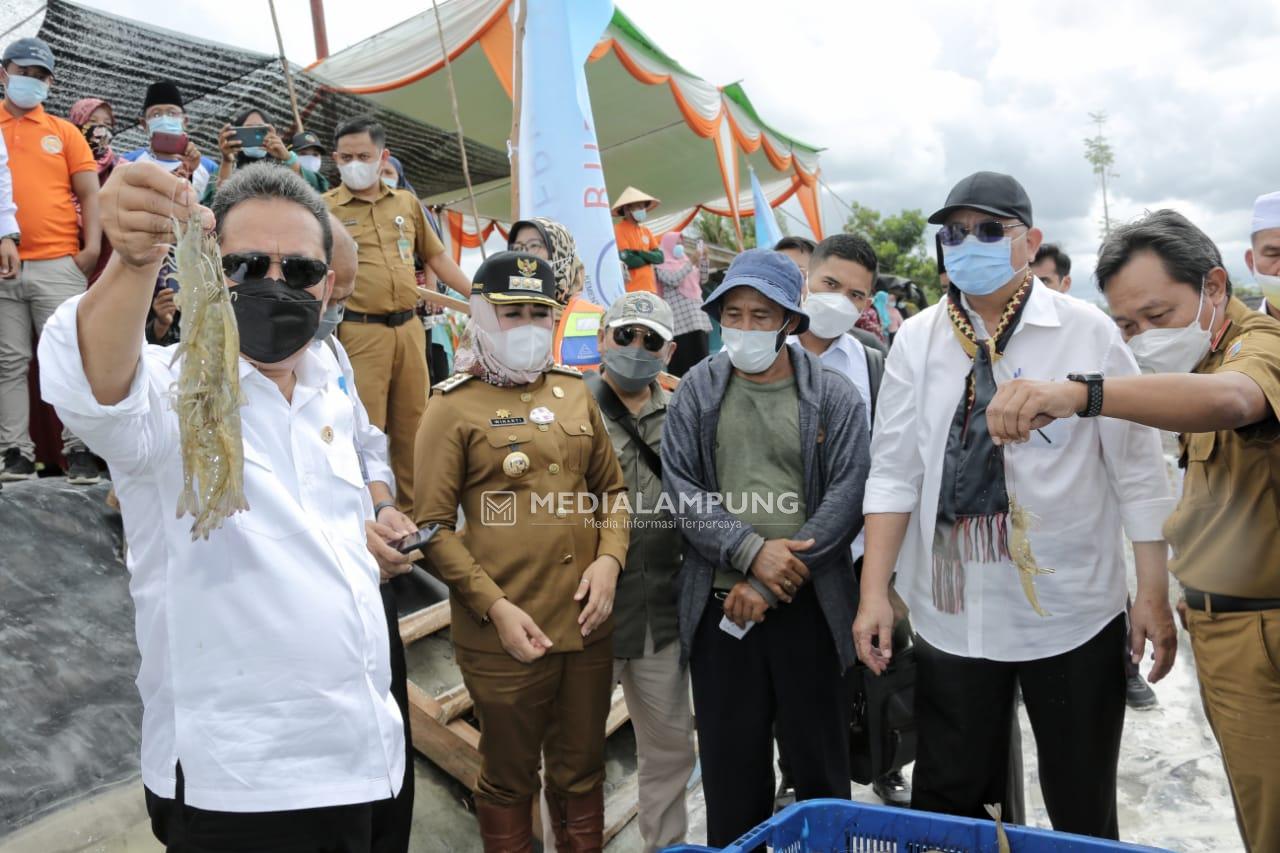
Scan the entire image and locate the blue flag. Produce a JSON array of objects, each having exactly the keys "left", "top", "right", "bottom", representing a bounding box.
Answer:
[
  {"left": 750, "top": 167, "right": 783, "bottom": 251},
  {"left": 517, "top": 0, "right": 624, "bottom": 306}
]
